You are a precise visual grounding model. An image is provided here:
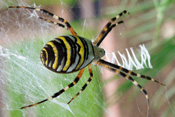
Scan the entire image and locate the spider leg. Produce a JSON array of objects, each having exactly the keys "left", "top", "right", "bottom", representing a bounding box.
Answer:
[
  {"left": 67, "top": 64, "right": 93, "bottom": 104},
  {"left": 97, "top": 59, "right": 165, "bottom": 86},
  {"left": 9, "top": 6, "right": 77, "bottom": 35},
  {"left": 39, "top": 17, "right": 66, "bottom": 29},
  {"left": 95, "top": 20, "right": 124, "bottom": 47},
  {"left": 21, "top": 68, "right": 85, "bottom": 109},
  {"left": 95, "top": 60, "right": 150, "bottom": 117},
  {"left": 93, "top": 10, "right": 130, "bottom": 46}
]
